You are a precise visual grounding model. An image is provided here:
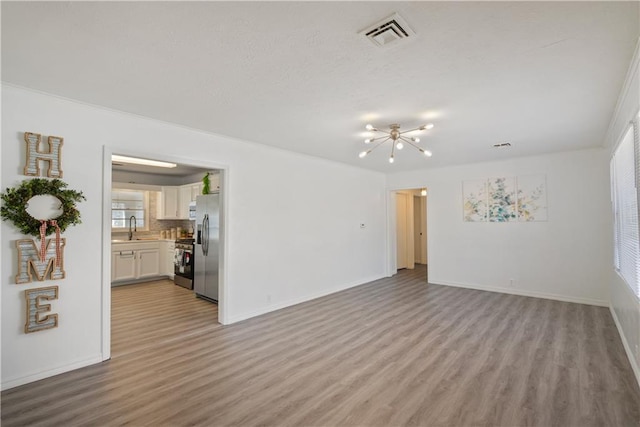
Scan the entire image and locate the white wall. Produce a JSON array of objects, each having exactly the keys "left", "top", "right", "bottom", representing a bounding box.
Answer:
[
  {"left": 605, "top": 40, "right": 640, "bottom": 385},
  {"left": 387, "top": 148, "right": 612, "bottom": 307},
  {"left": 1, "top": 85, "right": 387, "bottom": 389}
]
